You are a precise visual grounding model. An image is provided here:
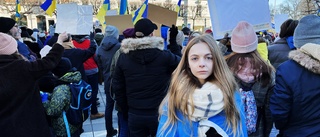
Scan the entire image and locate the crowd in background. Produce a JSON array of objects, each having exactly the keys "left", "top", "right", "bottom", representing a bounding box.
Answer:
[{"left": 1, "top": 13, "right": 320, "bottom": 137}]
